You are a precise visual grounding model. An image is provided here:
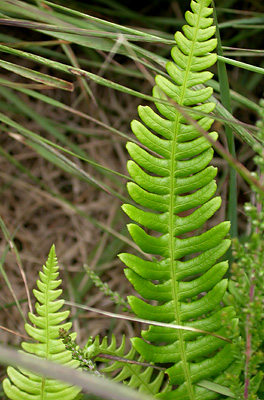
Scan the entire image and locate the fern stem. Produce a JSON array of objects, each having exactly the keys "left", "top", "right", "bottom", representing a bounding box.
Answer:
[{"left": 97, "top": 353, "right": 165, "bottom": 370}]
